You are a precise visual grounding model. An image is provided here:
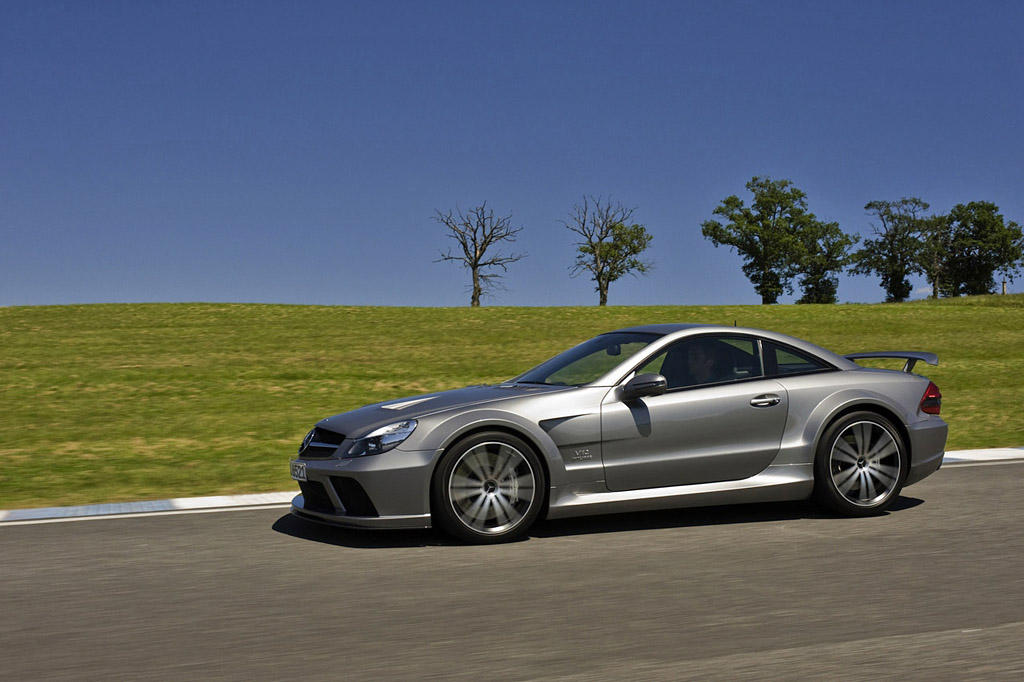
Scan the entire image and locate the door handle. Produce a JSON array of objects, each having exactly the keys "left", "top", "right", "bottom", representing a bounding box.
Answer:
[{"left": 750, "top": 394, "right": 781, "bottom": 408}]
